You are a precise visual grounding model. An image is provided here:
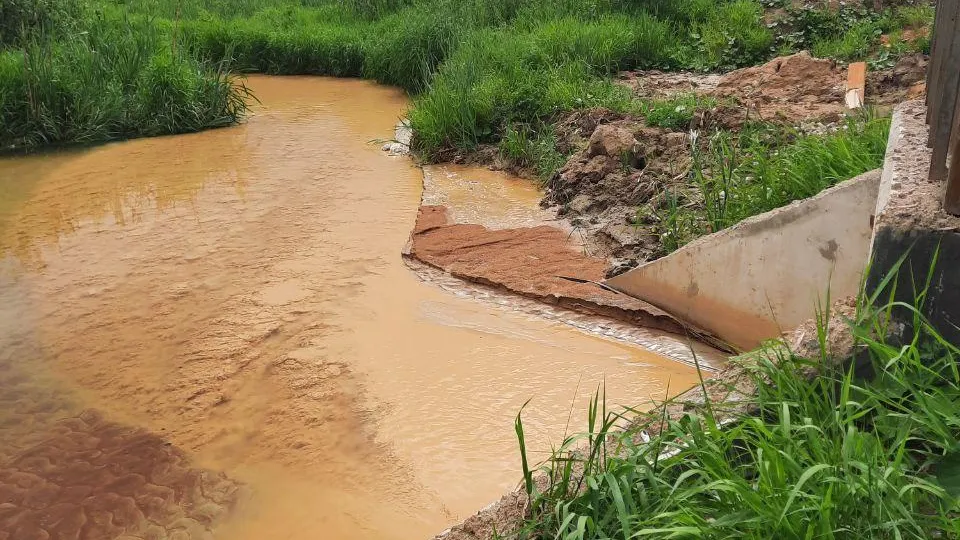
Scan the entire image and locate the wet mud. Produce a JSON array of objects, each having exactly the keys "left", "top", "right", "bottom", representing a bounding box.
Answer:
[{"left": 0, "top": 76, "right": 701, "bottom": 539}]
